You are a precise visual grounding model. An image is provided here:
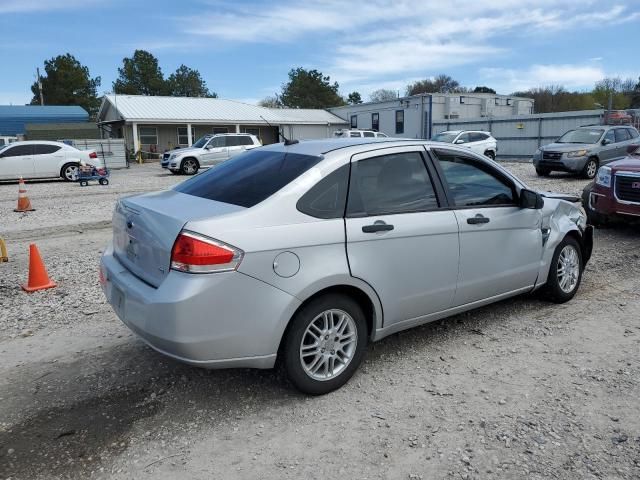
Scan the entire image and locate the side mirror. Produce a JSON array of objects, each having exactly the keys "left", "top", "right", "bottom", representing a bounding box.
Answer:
[
  {"left": 520, "top": 189, "right": 544, "bottom": 209},
  {"left": 204, "top": 144, "right": 212, "bottom": 150},
  {"left": 602, "top": 138, "right": 611, "bottom": 146},
  {"left": 455, "top": 139, "right": 465, "bottom": 144}
]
